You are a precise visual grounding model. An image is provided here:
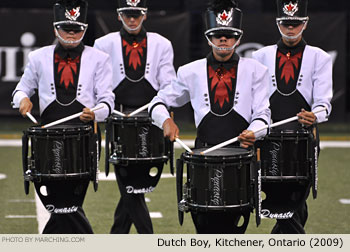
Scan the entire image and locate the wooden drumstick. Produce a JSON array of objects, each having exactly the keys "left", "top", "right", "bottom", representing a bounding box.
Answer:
[
  {"left": 26, "top": 112, "right": 38, "bottom": 124},
  {"left": 175, "top": 138, "right": 193, "bottom": 153},
  {"left": 42, "top": 105, "right": 104, "bottom": 128},
  {"left": 257, "top": 148, "right": 261, "bottom": 162},
  {"left": 127, "top": 103, "right": 150, "bottom": 117},
  {"left": 200, "top": 107, "right": 327, "bottom": 155},
  {"left": 112, "top": 110, "right": 126, "bottom": 117},
  {"left": 170, "top": 111, "right": 192, "bottom": 153}
]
